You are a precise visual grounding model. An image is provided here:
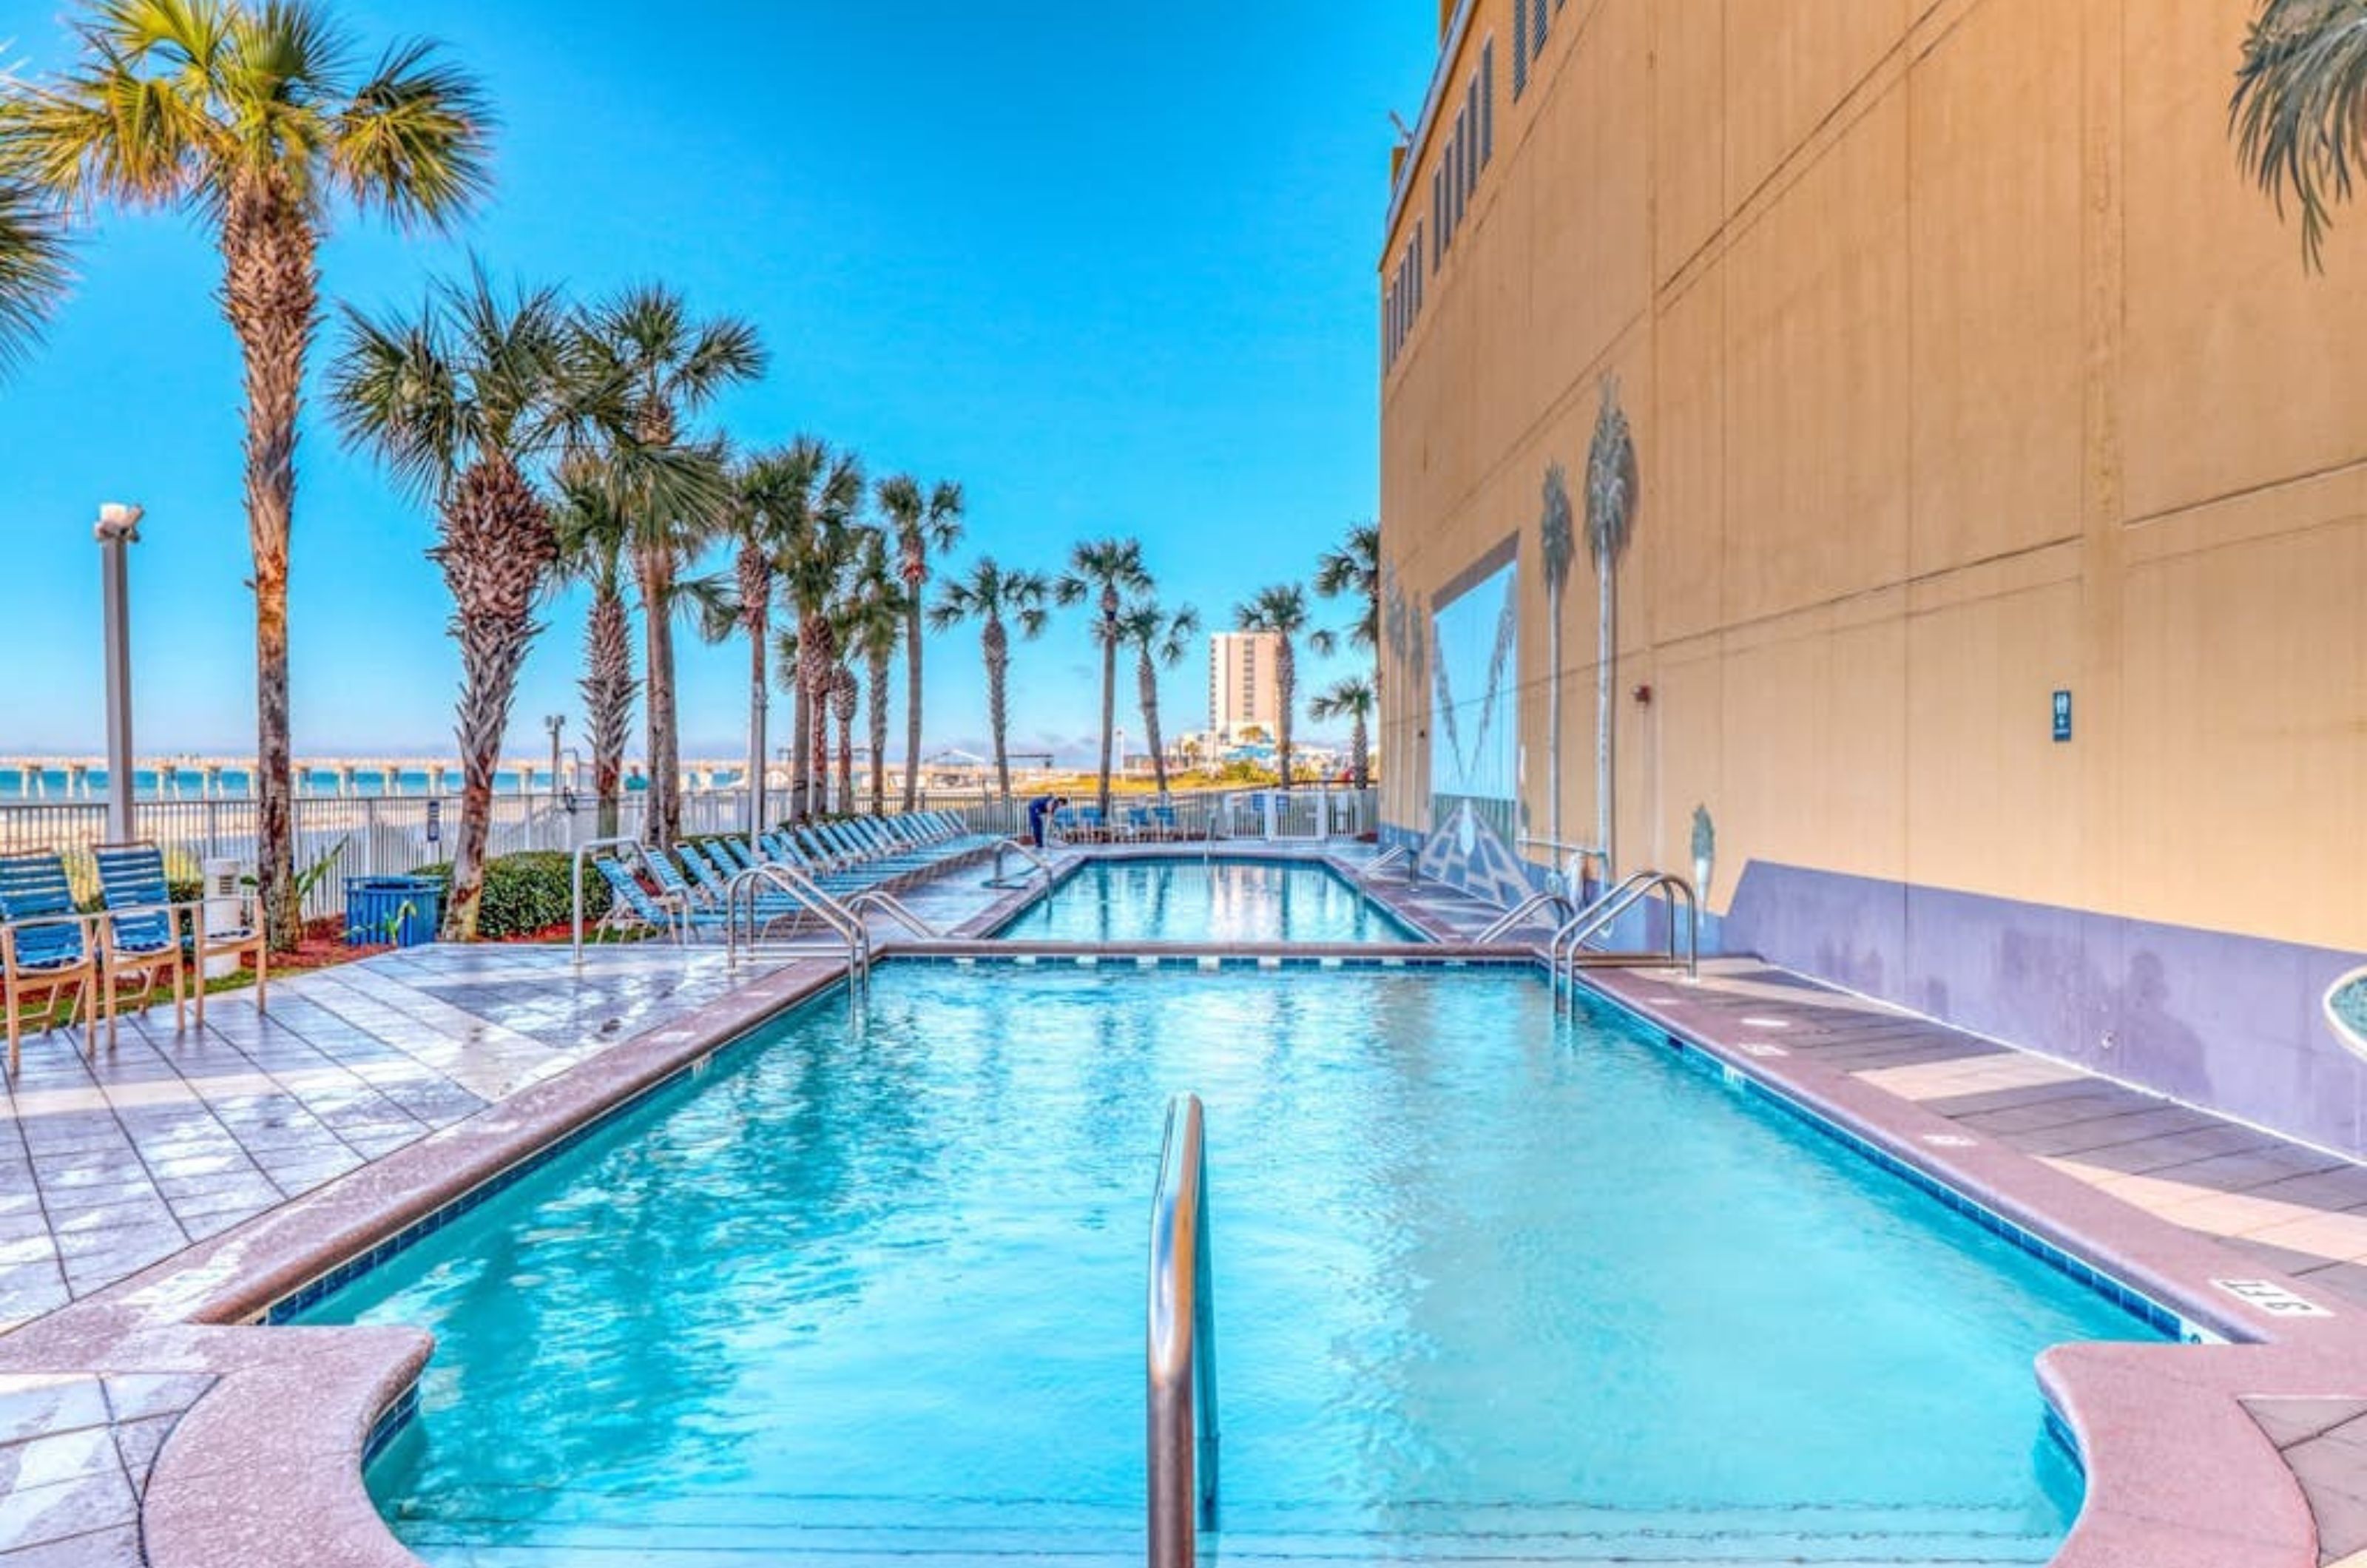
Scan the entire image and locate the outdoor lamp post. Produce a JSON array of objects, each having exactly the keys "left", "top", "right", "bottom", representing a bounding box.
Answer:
[
  {"left": 544, "top": 714, "right": 564, "bottom": 799},
  {"left": 94, "top": 502, "right": 145, "bottom": 845}
]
